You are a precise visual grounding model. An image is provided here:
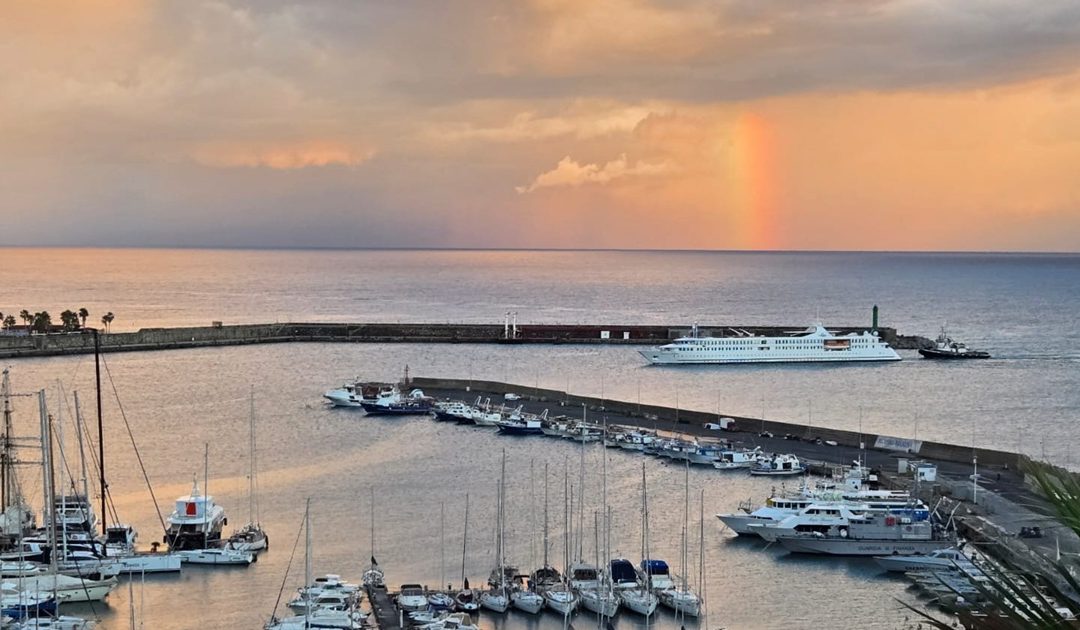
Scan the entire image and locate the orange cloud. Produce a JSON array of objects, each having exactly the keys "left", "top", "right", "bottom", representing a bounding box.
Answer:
[
  {"left": 191, "top": 141, "right": 375, "bottom": 170},
  {"left": 516, "top": 153, "right": 673, "bottom": 193}
]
